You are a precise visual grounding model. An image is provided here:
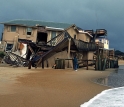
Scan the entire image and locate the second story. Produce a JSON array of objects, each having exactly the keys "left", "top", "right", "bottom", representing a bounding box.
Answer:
[
  {"left": 85, "top": 29, "right": 109, "bottom": 49},
  {"left": 1, "top": 20, "right": 71, "bottom": 43},
  {"left": 0, "top": 19, "right": 96, "bottom": 52},
  {"left": 1, "top": 19, "right": 93, "bottom": 45}
]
